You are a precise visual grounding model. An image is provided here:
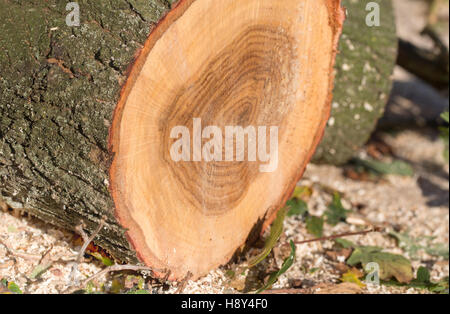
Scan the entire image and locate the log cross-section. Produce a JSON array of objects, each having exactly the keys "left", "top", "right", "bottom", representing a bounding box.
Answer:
[{"left": 109, "top": 0, "right": 344, "bottom": 279}]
